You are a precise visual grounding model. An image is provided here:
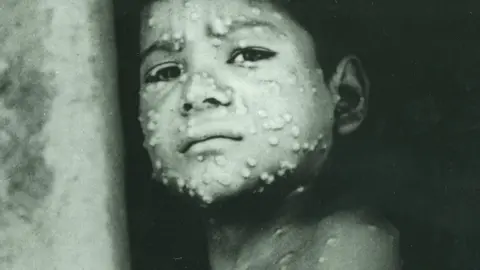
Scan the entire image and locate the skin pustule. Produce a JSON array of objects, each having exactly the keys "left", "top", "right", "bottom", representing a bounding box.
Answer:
[{"left": 138, "top": 1, "right": 400, "bottom": 269}]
